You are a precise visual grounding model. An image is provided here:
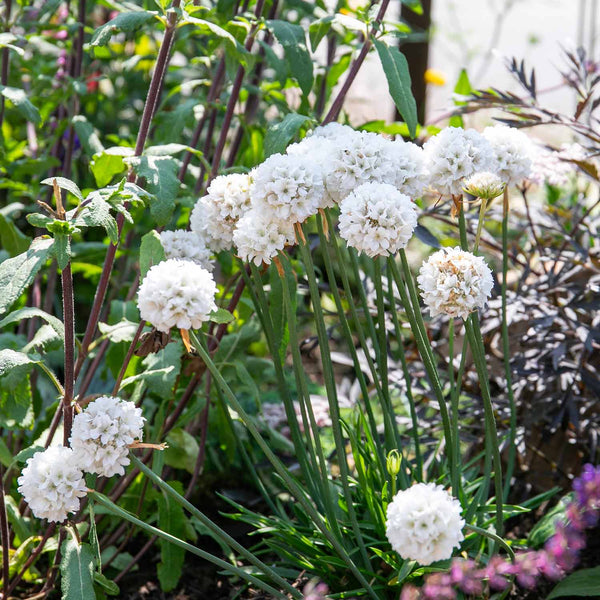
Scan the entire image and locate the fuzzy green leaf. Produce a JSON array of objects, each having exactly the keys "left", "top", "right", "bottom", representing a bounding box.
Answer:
[
  {"left": 41, "top": 176, "right": 84, "bottom": 201},
  {"left": 209, "top": 308, "right": 235, "bottom": 324},
  {"left": 0, "top": 214, "right": 31, "bottom": 257},
  {"left": 139, "top": 230, "right": 166, "bottom": 279},
  {"left": 0, "top": 237, "right": 54, "bottom": 316},
  {"left": 0, "top": 307, "right": 65, "bottom": 340},
  {"left": 60, "top": 538, "right": 96, "bottom": 600},
  {"left": 91, "top": 11, "right": 157, "bottom": 47},
  {"left": 0, "top": 85, "right": 41, "bottom": 124}
]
